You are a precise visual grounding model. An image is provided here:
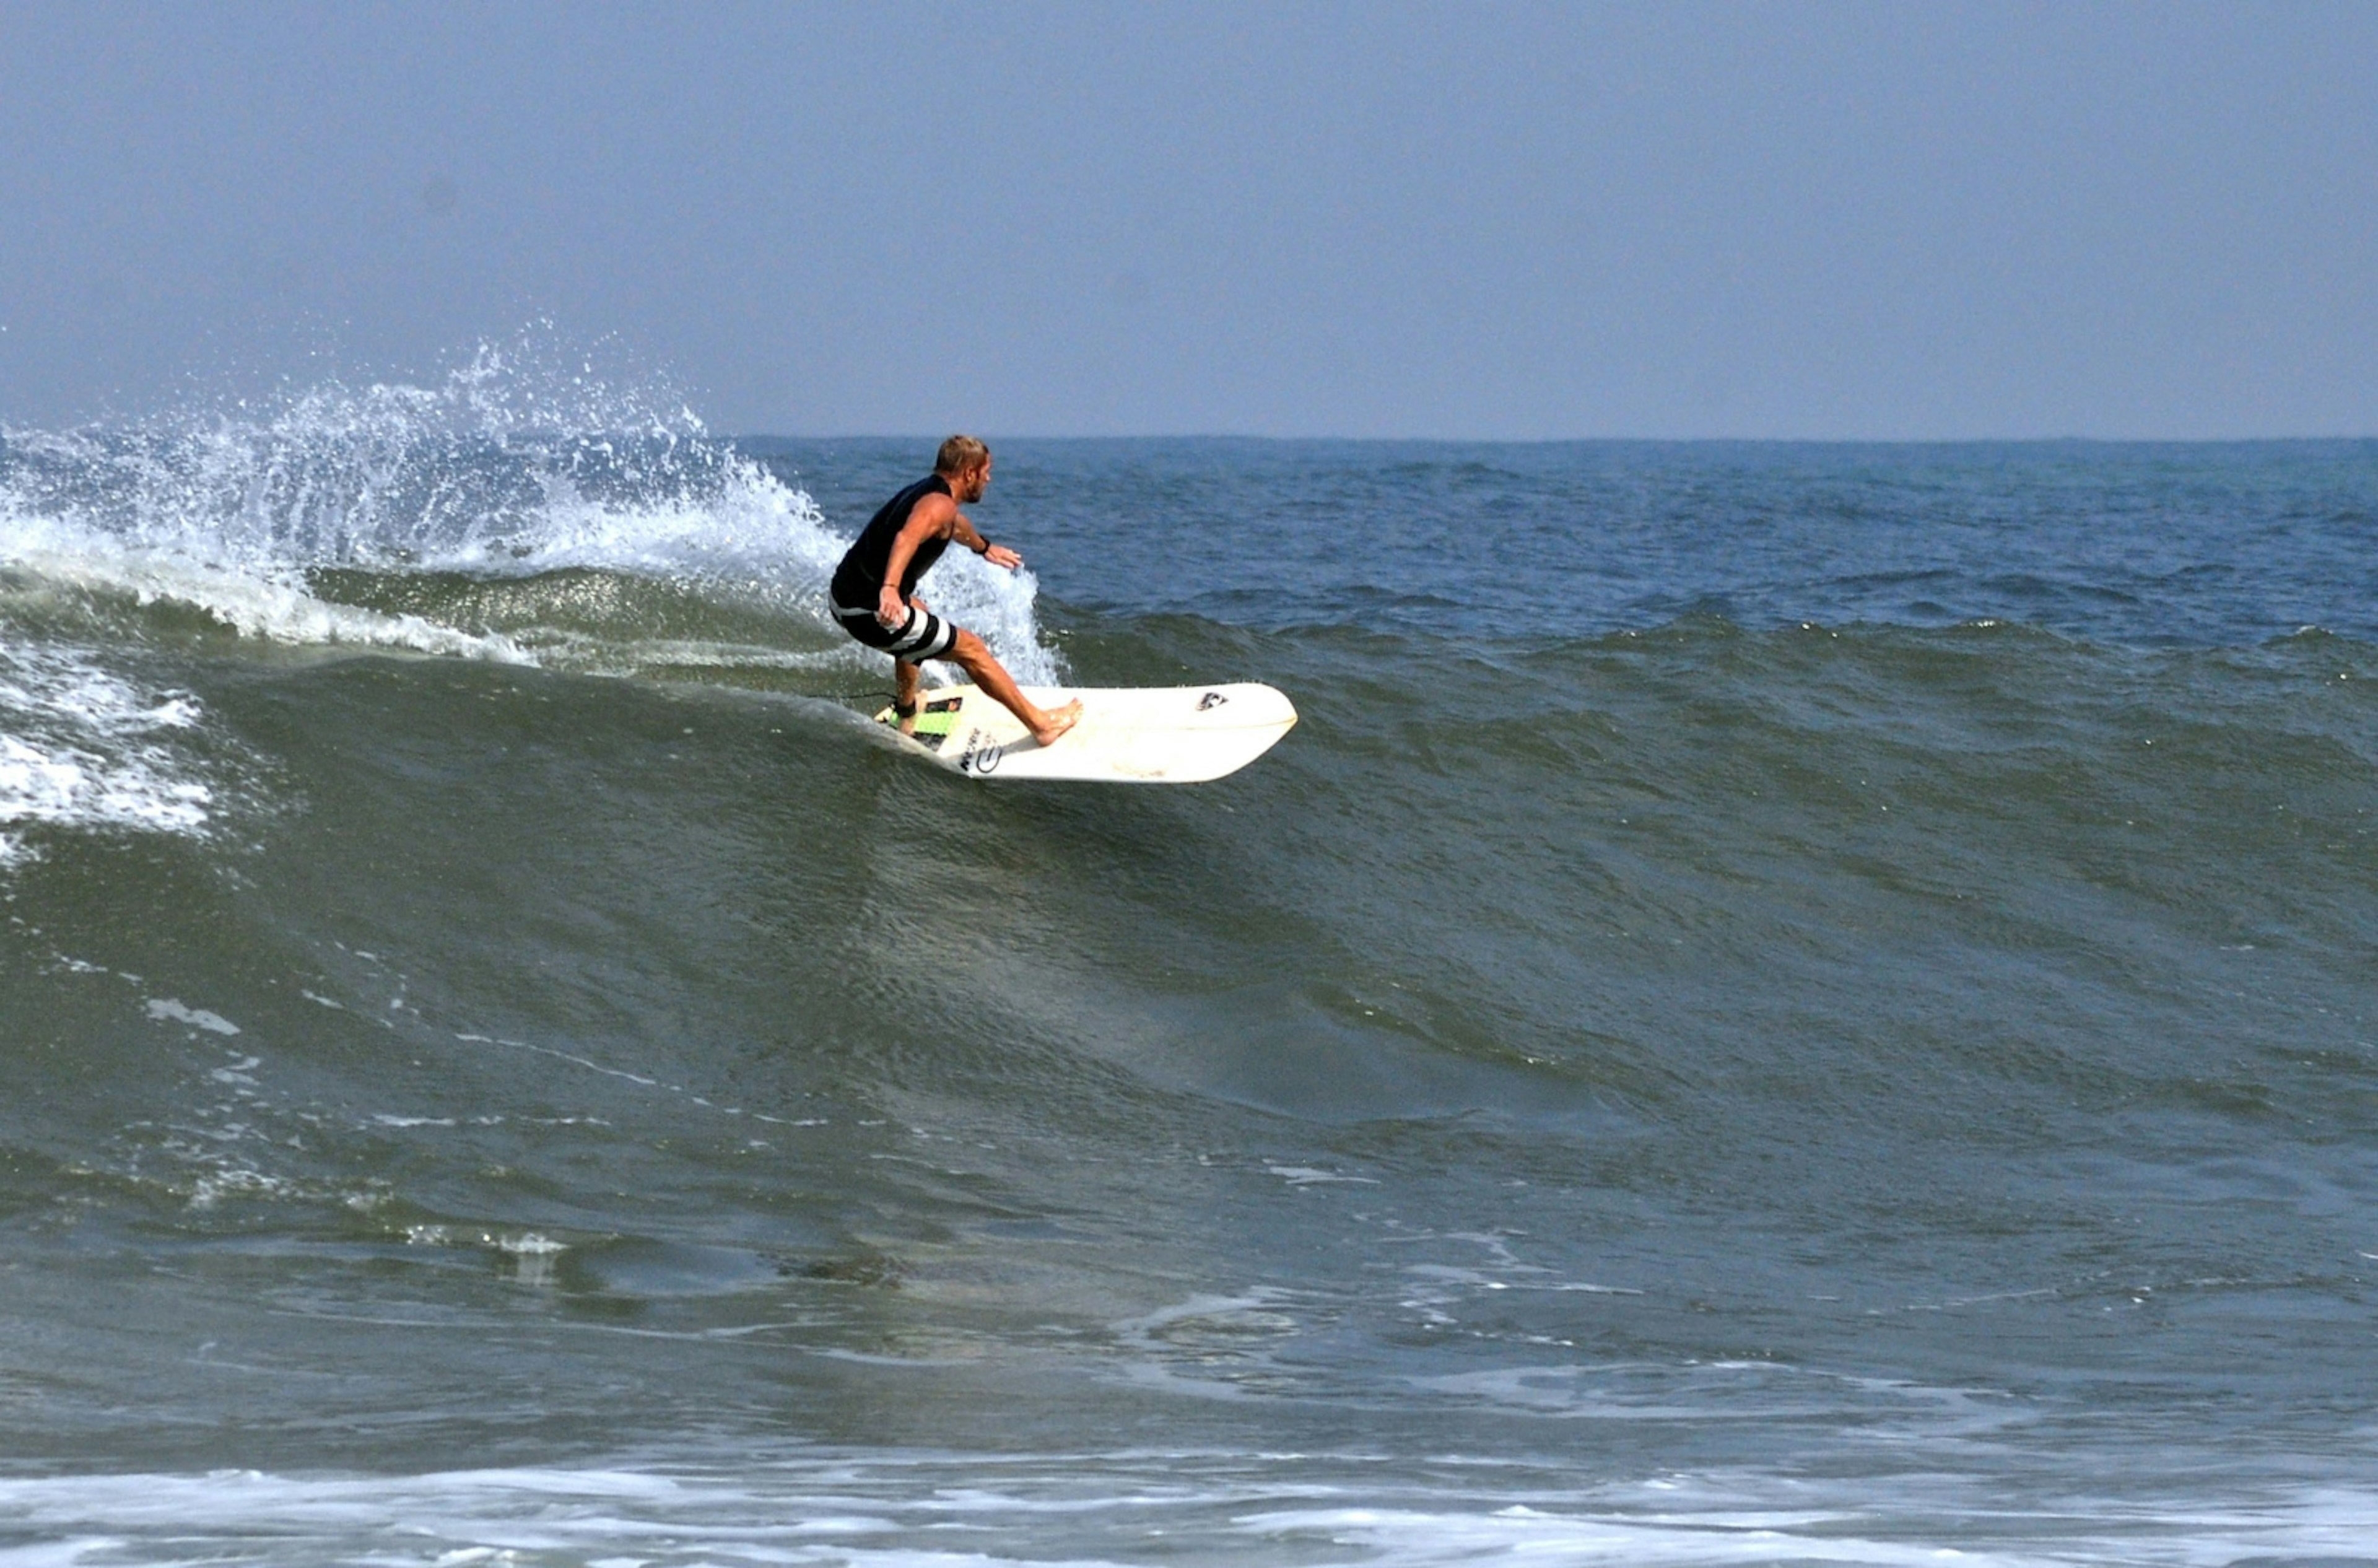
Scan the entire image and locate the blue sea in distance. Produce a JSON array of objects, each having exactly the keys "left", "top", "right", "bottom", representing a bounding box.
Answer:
[{"left": 1, "top": 358, "right": 2375, "bottom": 1565}]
